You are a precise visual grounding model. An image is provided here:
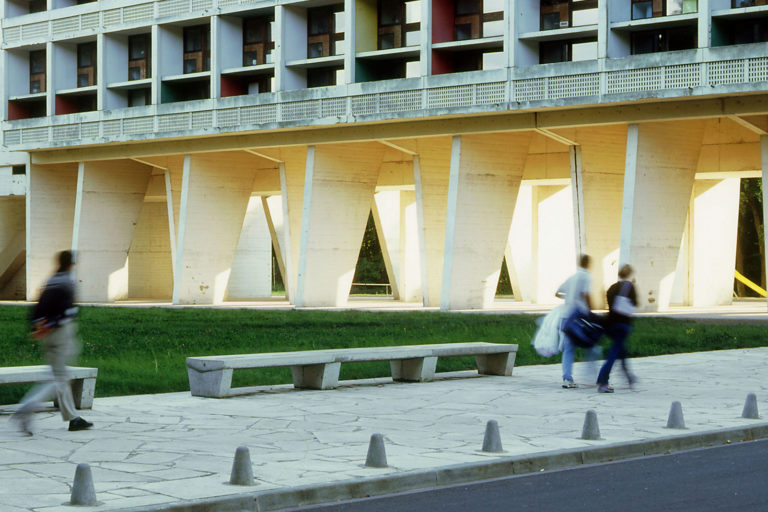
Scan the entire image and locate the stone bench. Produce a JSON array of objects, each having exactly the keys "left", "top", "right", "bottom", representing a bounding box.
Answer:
[
  {"left": 0, "top": 365, "right": 97, "bottom": 409},
  {"left": 187, "top": 342, "right": 518, "bottom": 398}
]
